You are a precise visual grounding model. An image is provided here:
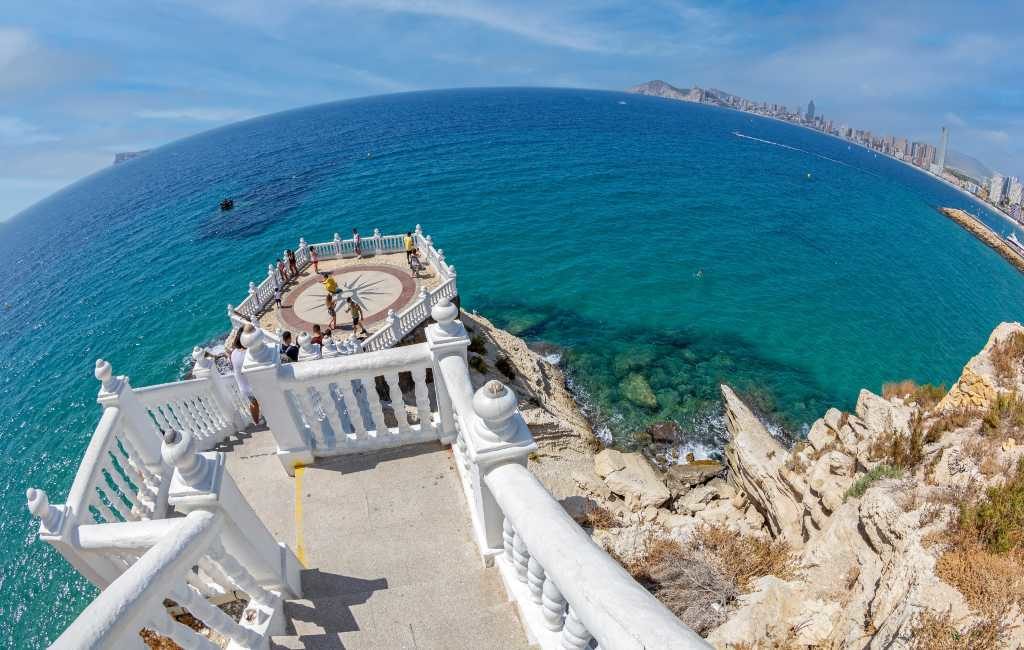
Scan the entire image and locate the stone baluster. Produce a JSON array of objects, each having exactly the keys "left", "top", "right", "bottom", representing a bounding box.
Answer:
[
  {"left": 512, "top": 530, "right": 530, "bottom": 583},
  {"left": 191, "top": 347, "right": 246, "bottom": 432},
  {"left": 372, "top": 228, "right": 382, "bottom": 255},
  {"left": 424, "top": 299, "right": 463, "bottom": 444},
  {"left": 148, "top": 607, "right": 219, "bottom": 650},
  {"left": 436, "top": 248, "right": 445, "bottom": 270},
  {"left": 297, "top": 331, "right": 320, "bottom": 361},
  {"left": 240, "top": 324, "right": 313, "bottom": 474},
  {"left": 247, "top": 282, "right": 258, "bottom": 314},
  {"left": 527, "top": 557, "right": 546, "bottom": 605},
  {"left": 333, "top": 232, "right": 342, "bottom": 257},
  {"left": 298, "top": 237, "right": 308, "bottom": 264},
  {"left": 268, "top": 264, "right": 279, "bottom": 292},
  {"left": 502, "top": 518, "right": 515, "bottom": 562},
  {"left": 542, "top": 578, "right": 567, "bottom": 631},
  {"left": 559, "top": 607, "right": 593, "bottom": 650},
  {"left": 418, "top": 287, "right": 429, "bottom": 314},
  {"left": 415, "top": 223, "right": 423, "bottom": 239},
  {"left": 386, "top": 309, "right": 400, "bottom": 343},
  {"left": 207, "top": 539, "right": 277, "bottom": 608},
  {"left": 162, "top": 426, "right": 302, "bottom": 599},
  {"left": 170, "top": 581, "right": 261, "bottom": 648},
  {"left": 95, "top": 359, "right": 167, "bottom": 517}
]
